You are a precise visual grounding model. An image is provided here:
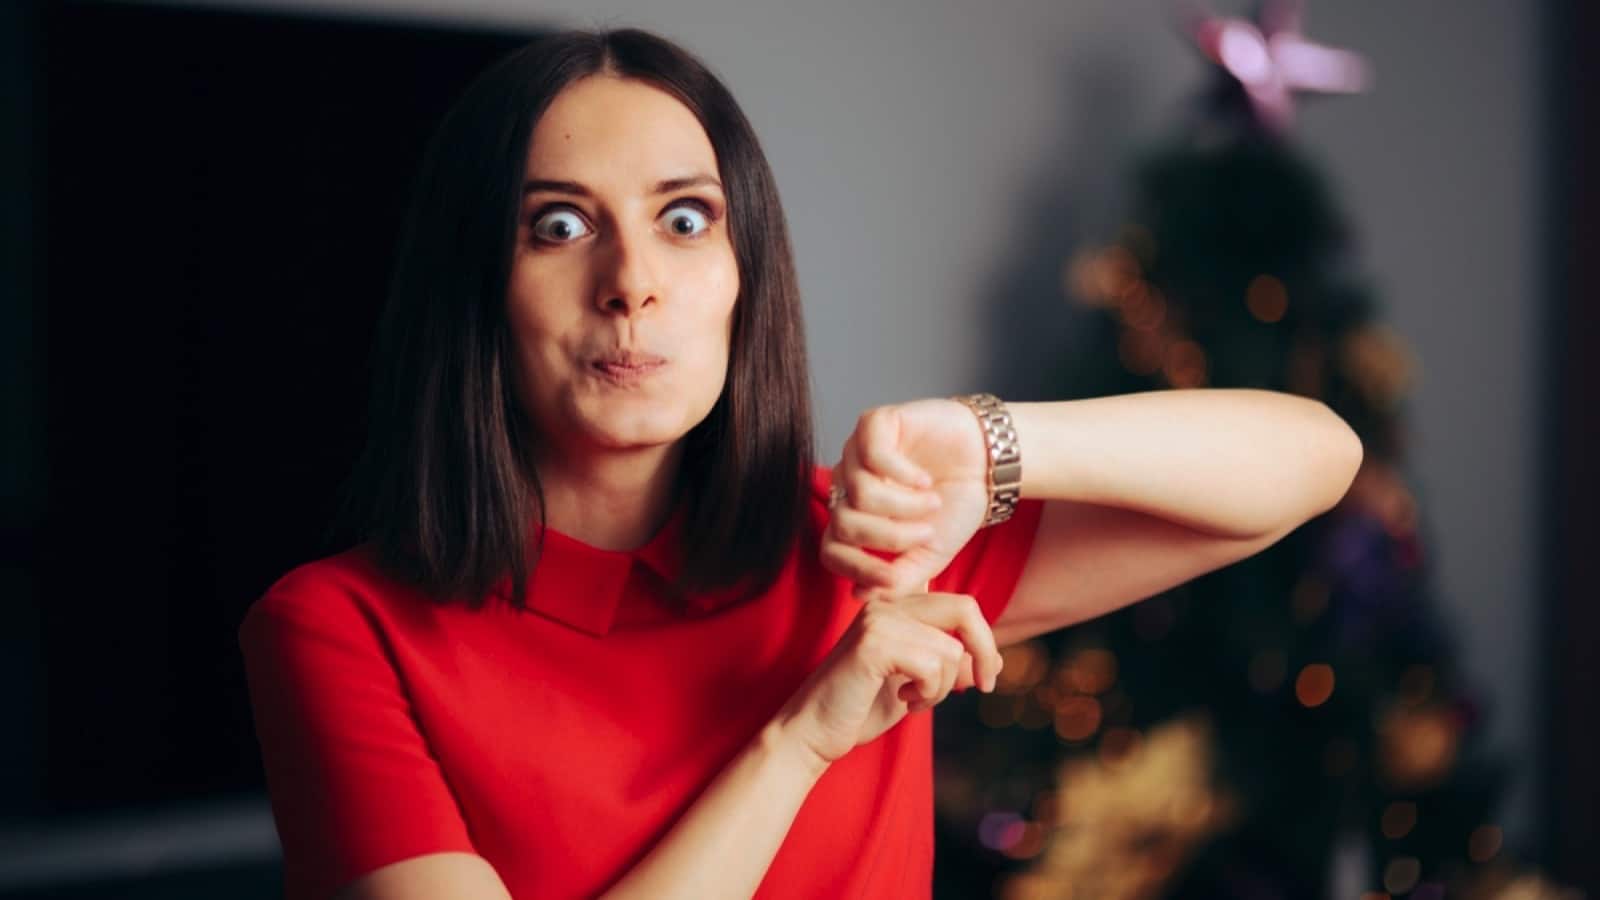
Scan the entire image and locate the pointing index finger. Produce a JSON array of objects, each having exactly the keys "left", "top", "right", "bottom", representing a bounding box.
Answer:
[{"left": 904, "top": 592, "right": 1000, "bottom": 693}]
